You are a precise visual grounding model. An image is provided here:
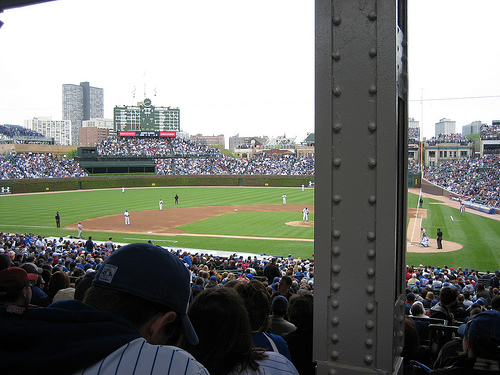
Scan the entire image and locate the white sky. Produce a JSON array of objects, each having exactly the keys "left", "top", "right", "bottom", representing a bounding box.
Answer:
[{"left": 0, "top": 0, "right": 499, "bottom": 143}]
